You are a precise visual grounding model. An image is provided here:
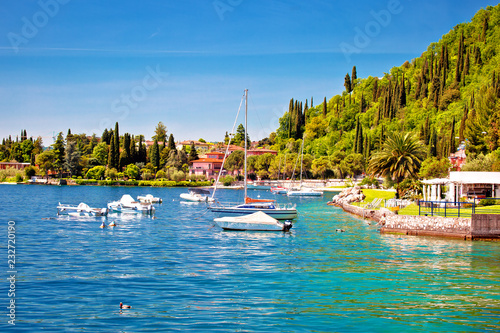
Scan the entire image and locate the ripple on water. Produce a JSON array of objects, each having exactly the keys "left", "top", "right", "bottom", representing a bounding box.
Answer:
[{"left": 1, "top": 185, "right": 500, "bottom": 332}]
